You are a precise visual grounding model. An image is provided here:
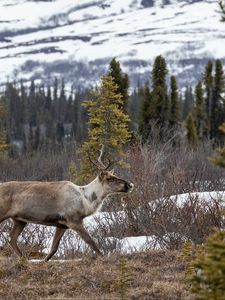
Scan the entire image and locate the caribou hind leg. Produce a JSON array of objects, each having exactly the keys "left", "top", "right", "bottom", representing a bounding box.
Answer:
[
  {"left": 44, "top": 227, "right": 66, "bottom": 262},
  {"left": 9, "top": 220, "right": 27, "bottom": 257}
]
